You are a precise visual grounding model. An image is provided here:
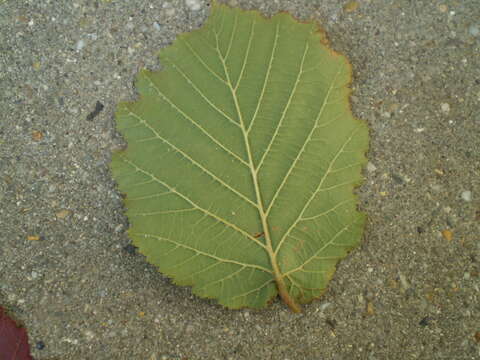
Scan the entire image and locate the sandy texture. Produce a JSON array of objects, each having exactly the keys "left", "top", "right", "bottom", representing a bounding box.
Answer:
[{"left": 1, "top": 0, "right": 479, "bottom": 359}]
